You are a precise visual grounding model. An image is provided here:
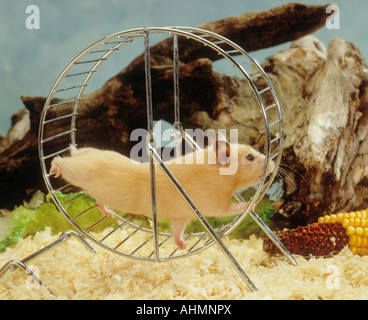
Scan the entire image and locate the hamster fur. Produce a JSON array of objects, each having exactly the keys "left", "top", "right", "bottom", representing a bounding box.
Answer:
[{"left": 50, "top": 137, "right": 275, "bottom": 249}]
